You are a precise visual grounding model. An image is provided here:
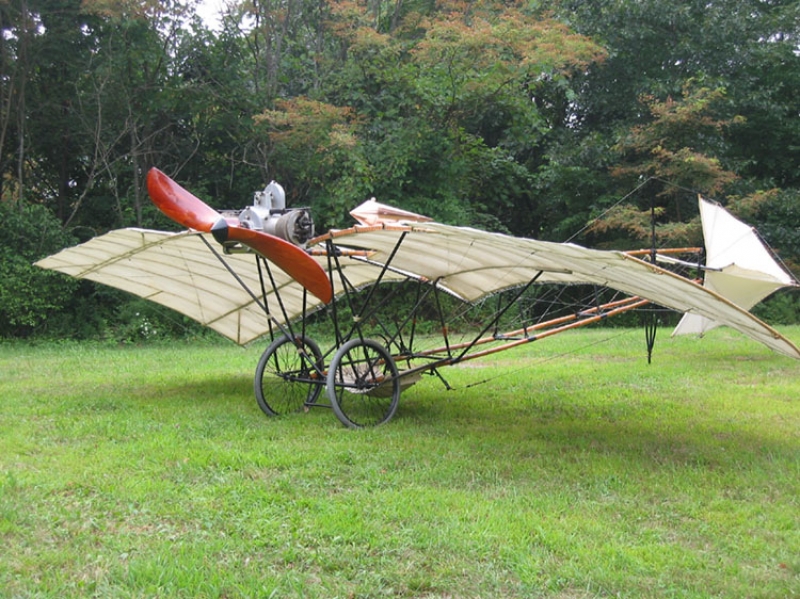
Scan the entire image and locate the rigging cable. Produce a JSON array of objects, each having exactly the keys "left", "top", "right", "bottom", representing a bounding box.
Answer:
[
  {"left": 453, "top": 328, "right": 640, "bottom": 391},
  {"left": 563, "top": 176, "right": 656, "bottom": 244}
]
